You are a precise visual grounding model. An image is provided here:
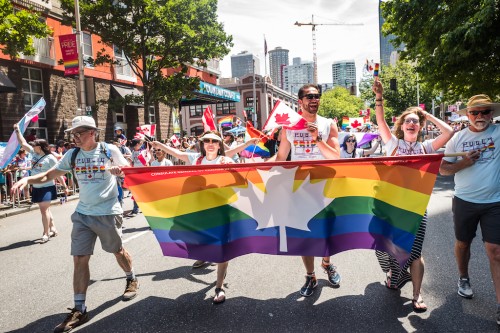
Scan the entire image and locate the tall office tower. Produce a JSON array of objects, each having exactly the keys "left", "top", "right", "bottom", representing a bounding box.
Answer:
[
  {"left": 332, "top": 60, "right": 357, "bottom": 89},
  {"left": 283, "top": 57, "right": 314, "bottom": 95},
  {"left": 231, "top": 51, "right": 260, "bottom": 78},
  {"left": 268, "top": 47, "right": 289, "bottom": 89},
  {"left": 379, "top": 0, "right": 403, "bottom": 66}
]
